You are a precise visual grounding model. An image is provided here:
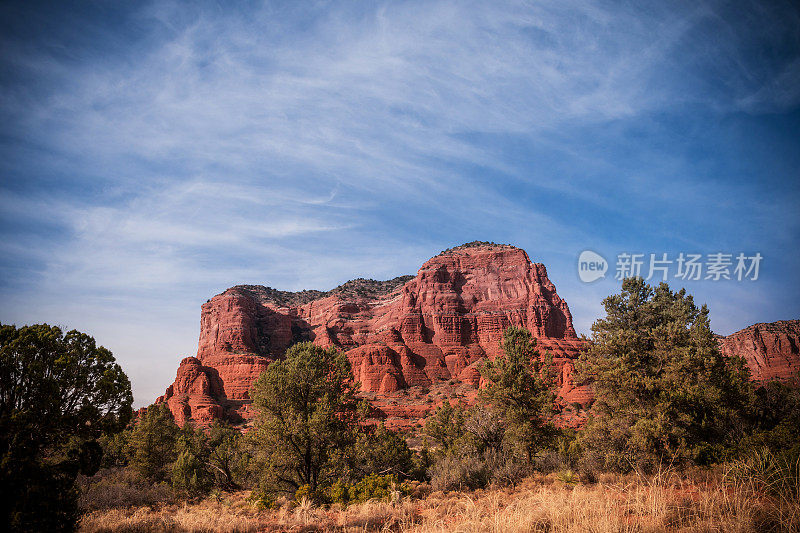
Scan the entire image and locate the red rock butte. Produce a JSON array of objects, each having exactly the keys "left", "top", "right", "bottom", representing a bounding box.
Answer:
[
  {"left": 157, "top": 243, "right": 591, "bottom": 427},
  {"left": 156, "top": 242, "right": 800, "bottom": 428}
]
